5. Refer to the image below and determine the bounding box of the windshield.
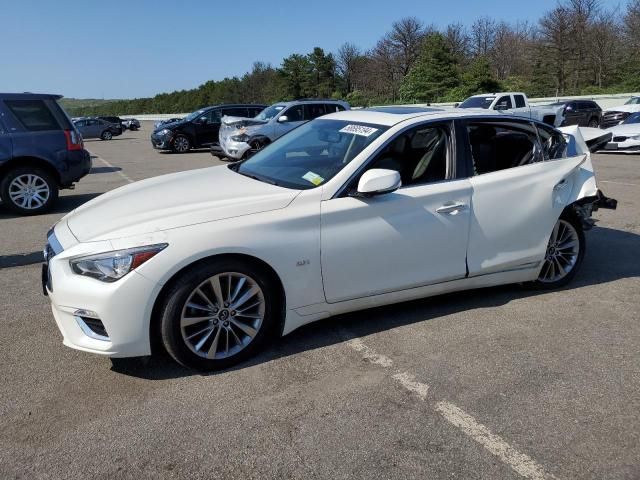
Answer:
[624,97,640,105]
[458,96,495,109]
[232,119,388,190]
[255,105,285,121]
[622,112,640,124]
[183,109,207,122]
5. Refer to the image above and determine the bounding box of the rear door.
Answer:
[0,114,12,166]
[462,119,586,276]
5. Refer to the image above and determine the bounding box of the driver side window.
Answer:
[283,105,304,122]
[205,109,222,124]
[365,123,450,187]
[495,96,513,110]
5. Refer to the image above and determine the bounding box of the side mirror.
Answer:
[197,116,208,124]
[356,169,402,197]
[277,115,288,123]
[565,105,573,112]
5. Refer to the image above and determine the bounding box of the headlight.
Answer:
[231,134,249,142]
[157,129,172,136]
[70,244,168,282]
[630,134,640,140]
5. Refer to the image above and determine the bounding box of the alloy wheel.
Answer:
[538,219,580,283]
[174,136,189,152]
[180,272,265,359]
[8,174,51,210]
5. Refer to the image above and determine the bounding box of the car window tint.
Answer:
[284,105,304,122]
[224,107,249,117]
[514,95,526,108]
[5,100,60,131]
[205,109,222,123]
[467,122,543,174]
[495,96,513,110]
[367,124,449,186]
[304,104,327,120]
[536,125,568,160]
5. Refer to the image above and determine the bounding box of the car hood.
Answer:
[65,165,300,242]
[605,124,640,135]
[153,120,185,132]
[605,105,640,114]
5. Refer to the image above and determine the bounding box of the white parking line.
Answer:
[436,402,557,480]
[345,337,557,480]
[600,180,639,187]
[93,154,135,184]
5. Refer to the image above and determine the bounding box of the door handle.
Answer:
[436,202,467,215]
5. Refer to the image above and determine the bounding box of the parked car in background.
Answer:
[74,117,122,140]
[151,104,267,153]
[123,118,140,131]
[601,96,640,128]
[602,112,640,152]
[0,93,91,215]
[219,99,349,160]
[546,100,601,127]
[43,107,615,370]
[154,118,183,129]
[457,92,565,126]
[98,116,126,129]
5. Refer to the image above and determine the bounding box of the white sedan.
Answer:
[603,112,640,153]
[43,108,616,370]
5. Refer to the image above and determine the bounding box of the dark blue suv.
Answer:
[0,93,91,215]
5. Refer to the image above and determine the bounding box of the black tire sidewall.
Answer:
[0,167,58,215]
[159,259,278,371]
[101,130,112,140]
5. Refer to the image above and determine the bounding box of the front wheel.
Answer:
[588,118,599,128]
[533,213,585,289]
[159,259,279,370]
[172,135,190,153]
[101,130,113,140]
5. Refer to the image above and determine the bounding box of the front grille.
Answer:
[601,111,630,128]
[612,136,628,142]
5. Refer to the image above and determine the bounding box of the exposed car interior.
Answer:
[467,123,542,174]
[369,126,449,185]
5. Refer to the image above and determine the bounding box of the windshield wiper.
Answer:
[235,169,278,186]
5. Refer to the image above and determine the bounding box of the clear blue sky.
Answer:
[1,0,624,99]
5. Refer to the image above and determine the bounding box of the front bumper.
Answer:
[43,230,160,358]
[150,132,172,150]
[219,137,251,160]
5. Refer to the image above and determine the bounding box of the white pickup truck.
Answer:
[457,92,565,127]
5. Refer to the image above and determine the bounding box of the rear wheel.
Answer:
[172,135,190,153]
[159,259,279,370]
[101,130,113,140]
[0,167,58,215]
[533,213,585,289]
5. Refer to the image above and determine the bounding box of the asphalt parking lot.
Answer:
[0,122,638,479]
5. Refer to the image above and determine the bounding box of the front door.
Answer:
[273,105,305,140]
[321,121,472,303]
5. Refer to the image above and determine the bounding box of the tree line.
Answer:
[70,0,640,117]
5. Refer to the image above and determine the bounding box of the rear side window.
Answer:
[514,95,526,108]
[5,100,61,131]
[304,104,327,120]
[536,125,567,160]
[467,121,543,174]
[326,103,345,113]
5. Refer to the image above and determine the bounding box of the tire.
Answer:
[159,259,280,370]
[531,212,585,290]
[101,130,113,140]
[0,167,58,215]
[243,139,268,160]
[172,135,190,153]
[588,118,599,128]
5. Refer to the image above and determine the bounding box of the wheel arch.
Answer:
[149,252,287,354]
[0,156,62,186]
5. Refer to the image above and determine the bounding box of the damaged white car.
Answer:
[43,107,616,371]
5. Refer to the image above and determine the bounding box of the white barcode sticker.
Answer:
[339,124,379,137]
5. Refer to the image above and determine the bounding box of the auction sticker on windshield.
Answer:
[302,171,325,186]
[339,124,379,137]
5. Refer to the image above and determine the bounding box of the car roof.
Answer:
[322,107,504,127]
[0,92,63,100]
[279,99,350,106]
